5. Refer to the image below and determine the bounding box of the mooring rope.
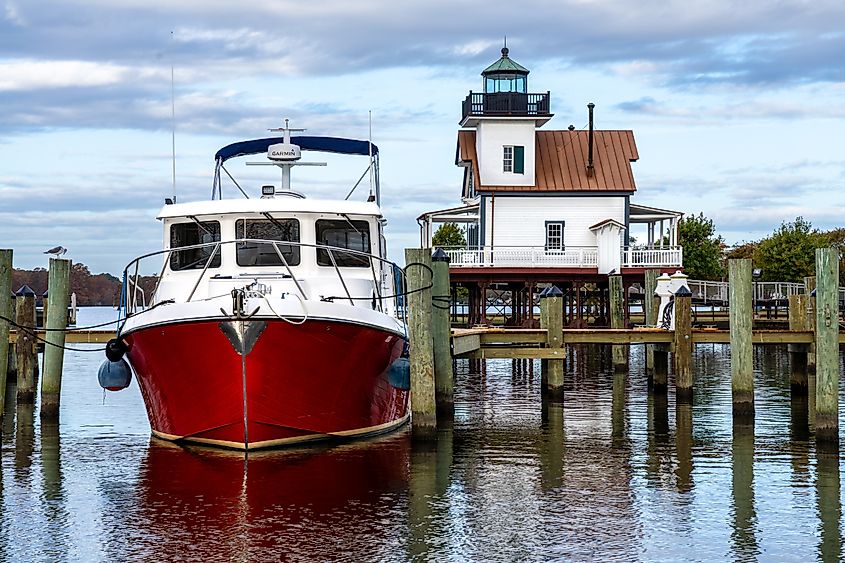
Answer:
[0,299,176,352]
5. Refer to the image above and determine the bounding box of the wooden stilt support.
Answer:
[430,249,453,415]
[673,289,693,402]
[787,294,809,395]
[15,286,37,404]
[41,258,71,420]
[804,275,817,373]
[0,250,12,417]
[644,269,660,376]
[609,274,627,372]
[729,259,754,419]
[814,248,839,445]
[405,248,436,441]
[542,285,565,401]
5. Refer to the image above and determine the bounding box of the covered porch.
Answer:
[417,202,684,269]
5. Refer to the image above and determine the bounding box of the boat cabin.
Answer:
[151,197,388,307]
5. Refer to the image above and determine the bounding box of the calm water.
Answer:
[1,307,844,561]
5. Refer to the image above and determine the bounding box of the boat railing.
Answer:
[119,239,409,322]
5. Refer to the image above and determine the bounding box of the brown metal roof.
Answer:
[456,129,639,192]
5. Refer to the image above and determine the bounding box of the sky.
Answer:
[2,0,844,274]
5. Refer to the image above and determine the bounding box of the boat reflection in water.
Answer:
[128,431,411,560]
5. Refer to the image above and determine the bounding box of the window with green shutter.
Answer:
[514,145,524,174]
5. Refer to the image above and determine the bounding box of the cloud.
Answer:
[0,60,164,91]
[2,1,844,84]
[616,95,845,122]
[3,1,24,26]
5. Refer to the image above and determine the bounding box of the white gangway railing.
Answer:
[687,280,843,305]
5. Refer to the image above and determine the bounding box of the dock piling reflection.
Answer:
[730,421,758,561]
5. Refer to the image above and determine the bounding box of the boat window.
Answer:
[316,219,371,267]
[169,221,222,271]
[235,219,301,266]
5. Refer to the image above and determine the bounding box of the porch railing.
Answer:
[442,246,683,269]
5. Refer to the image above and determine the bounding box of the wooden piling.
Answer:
[539,288,549,388]
[814,248,839,444]
[609,274,627,372]
[644,269,660,375]
[652,345,669,393]
[41,258,71,419]
[41,290,49,328]
[729,259,754,419]
[804,275,816,373]
[405,248,436,440]
[430,249,453,415]
[542,286,565,401]
[787,294,809,394]
[673,290,693,401]
[0,250,12,416]
[15,286,37,403]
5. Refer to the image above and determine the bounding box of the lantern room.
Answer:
[482,47,529,93]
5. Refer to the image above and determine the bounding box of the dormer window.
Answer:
[503,145,524,174]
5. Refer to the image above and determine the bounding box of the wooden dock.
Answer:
[8,329,115,344]
[407,251,845,449]
[450,326,839,359]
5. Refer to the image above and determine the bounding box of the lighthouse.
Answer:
[460,47,552,189]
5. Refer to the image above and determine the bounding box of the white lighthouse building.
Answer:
[420,47,683,275]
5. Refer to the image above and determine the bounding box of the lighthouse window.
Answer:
[503,145,524,174]
[316,219,371,267]
[169,220,222,271]
[235,218,301,266]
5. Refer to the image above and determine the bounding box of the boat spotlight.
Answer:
[261,185,275,198]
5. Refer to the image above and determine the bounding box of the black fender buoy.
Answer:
[105,338,128,362]
[98,358,133,391]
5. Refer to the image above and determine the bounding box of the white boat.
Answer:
[103,122,411,450]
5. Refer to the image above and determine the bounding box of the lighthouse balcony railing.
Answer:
[462,92,551,120]
[441,245,683,269]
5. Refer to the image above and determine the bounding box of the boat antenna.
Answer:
[368,110,374,201]
[170,30,177,203]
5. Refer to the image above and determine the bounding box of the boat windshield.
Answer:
[170,220,222,271]
[316,219,371,267]
[236,218,300,266]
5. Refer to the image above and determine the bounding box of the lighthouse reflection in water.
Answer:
[0,308,843,561]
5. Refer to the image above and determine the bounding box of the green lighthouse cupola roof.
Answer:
[481,47,529,93]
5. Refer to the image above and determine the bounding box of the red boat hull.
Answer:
[123,318,409,449]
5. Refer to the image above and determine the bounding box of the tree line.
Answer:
[680,214,845,284]
[11,263,159,307]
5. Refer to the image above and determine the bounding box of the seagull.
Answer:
[44,246,67,257]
